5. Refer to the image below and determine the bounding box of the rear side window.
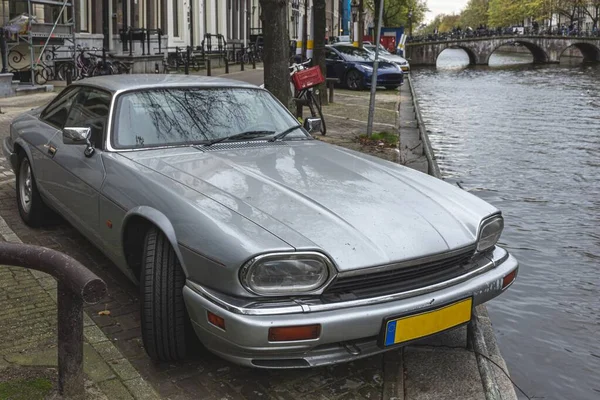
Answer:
[40,87,81,128]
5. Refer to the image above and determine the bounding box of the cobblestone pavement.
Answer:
[0,93,387,399]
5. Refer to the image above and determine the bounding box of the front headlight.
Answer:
[477,215,504,252]
[240,252,333,296]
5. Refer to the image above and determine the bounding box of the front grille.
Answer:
[322,246,477,302]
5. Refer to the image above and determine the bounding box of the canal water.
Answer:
[411,49,600,400]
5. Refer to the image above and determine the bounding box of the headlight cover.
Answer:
[240,252,334,296]
[477,215,504,252]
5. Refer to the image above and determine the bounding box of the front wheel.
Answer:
[346,69,364,90]
[140,228,194,361]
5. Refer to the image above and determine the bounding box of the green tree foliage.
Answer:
[460,0,489,28]
[487,0,547,27]
[369,0,429,29]
[420,13,462,33]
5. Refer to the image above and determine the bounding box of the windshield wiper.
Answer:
[268,125,302,142]
[205,130,275,146]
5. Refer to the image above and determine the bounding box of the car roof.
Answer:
[75,74,258,93]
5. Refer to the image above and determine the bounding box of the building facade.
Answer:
[1,0,341,75]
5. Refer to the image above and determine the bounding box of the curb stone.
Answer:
[0,215,160,400]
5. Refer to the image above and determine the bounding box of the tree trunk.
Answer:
[313,0,327,105]
[260,0,292,109]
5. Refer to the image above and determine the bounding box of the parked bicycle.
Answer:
[290,59,326,135]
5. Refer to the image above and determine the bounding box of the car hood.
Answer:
[122,141,497,271]
[354,61,399,71]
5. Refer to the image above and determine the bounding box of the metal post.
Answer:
[129,29,133,56]
[57,282,84,399]
[302,0,308,59]
[225,56,229,73]
[66,68,72,85]
[0,28,7,73]
[241,48,245,71]
[102,48,107,74]
[184,46,190,75]
[147,29,151,55]
[207,58,211,76]
[366,0,384,137]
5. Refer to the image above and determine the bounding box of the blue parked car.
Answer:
[326,44,404,90]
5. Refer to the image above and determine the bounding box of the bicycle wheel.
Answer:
[34,67,50,85]
[305,90,326,135]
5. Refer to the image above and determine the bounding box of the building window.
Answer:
[80,0,91,32]
[173,0,180,37]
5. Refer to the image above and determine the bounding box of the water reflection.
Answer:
[413,50,600,400]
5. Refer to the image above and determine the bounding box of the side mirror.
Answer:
[303,117,322,134]
[63,127,95,157]
[63,127,91,145]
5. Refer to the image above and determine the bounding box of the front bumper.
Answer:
[364,73,404,88]
[183,246,518,368]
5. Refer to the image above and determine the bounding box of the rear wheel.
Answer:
[140,228,193,361]
[346,69,364,90]
[16,153,49,227]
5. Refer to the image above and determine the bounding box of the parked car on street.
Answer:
[326,44,404,90]
[363,43,411,72]
[4,75,518,367]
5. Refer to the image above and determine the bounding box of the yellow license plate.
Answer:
[383,298,472,347]
[401,67,410,71]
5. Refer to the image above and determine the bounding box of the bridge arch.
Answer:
[487,40,549,64]
[435,45,479,66]
[560,42,600,62]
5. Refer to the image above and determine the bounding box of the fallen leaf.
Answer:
[98,310,111,316]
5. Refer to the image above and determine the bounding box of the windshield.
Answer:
[364,45,391,55]
[334,46,375,62]
[113,88,303,148]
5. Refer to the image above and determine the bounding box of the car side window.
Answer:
[40,87,81,129]
[64,88,112,149]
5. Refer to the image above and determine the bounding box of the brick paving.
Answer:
[0,92,387,399]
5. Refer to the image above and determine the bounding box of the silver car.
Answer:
[364,43,411,72]
[3,75,517,368]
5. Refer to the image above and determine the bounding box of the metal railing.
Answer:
[119,27,164,56]
[0,242,107,398]
[408,28,600,44]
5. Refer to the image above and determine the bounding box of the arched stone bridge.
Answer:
[406,36,600,65]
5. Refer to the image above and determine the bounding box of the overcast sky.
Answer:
[425,0,469,22]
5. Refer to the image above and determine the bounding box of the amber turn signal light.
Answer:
[268,324,321,342]
[207,311,226,330]
[502,270,517,289]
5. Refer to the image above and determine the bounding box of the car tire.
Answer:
[16,153,49,227]
[346,69,364,90]
[140,227,191,362]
